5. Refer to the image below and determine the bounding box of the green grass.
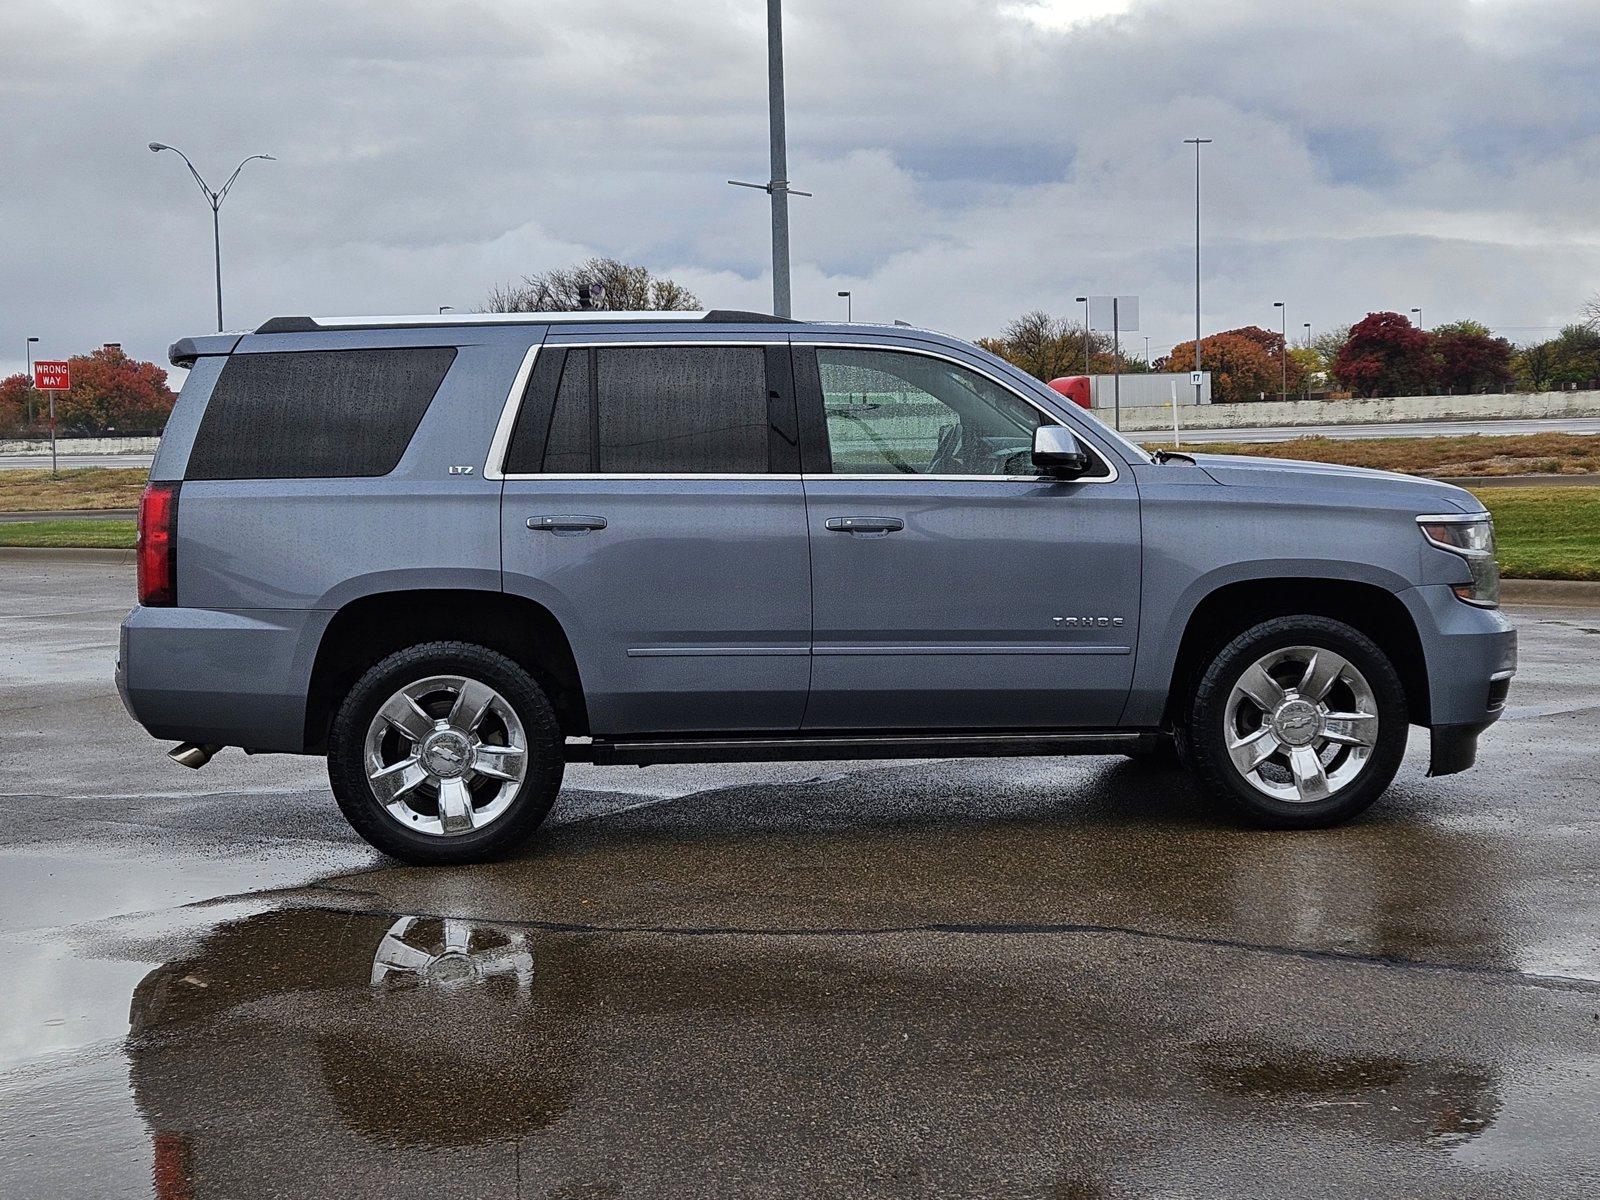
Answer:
[0,489,1594,582]
[1472,486,1600,582]
[0,519,136,549]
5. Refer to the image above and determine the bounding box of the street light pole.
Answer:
[837,290,852,322]
[728,0,810,318]
[25,336,39,426]
[1076,295,1089,374]
[1303,322,1312,399]
[149,143,275,332]
[1273,301,1287,402]
[1183,138,1212,408]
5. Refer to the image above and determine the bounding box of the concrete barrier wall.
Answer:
[0,435,161,456]
[5,388,1600,455]
[1114,389,1600,433]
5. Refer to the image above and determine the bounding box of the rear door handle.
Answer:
[527,515,608,535]
[824,516,904,537]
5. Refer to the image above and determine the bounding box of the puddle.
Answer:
[1198,1046,1499,1148]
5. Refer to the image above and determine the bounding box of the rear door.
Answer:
[796,342,1142,731]
[497,338,810,735]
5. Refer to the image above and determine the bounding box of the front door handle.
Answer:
[825,516,905,537]
[527,514,608,535]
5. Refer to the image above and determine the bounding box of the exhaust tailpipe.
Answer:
[169,742,222,769]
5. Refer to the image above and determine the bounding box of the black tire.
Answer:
[328,641,564,865]
[1182,615,1408,829]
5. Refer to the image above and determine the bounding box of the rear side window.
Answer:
[503,345,777,475]
[185,347,456,480]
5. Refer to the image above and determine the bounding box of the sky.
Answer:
[3,0,1599,379]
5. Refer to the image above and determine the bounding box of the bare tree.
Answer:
[484,258,701,313]
[978,310,1116,381]
[1580,292,1600,330]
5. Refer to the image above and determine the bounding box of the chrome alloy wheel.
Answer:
[1222,646,1380,804]
[362,675,528,837]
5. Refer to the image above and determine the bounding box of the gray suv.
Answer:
[118,310,1516,864]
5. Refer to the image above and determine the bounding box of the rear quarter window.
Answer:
[184,347,456,480]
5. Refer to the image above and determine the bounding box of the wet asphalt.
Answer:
[2,554,1599,1198]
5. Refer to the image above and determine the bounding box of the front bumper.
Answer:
[1398,584,1517,777]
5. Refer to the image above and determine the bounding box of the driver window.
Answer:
[816,348,1045,476]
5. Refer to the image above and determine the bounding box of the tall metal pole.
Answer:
[728,3,808,317]
[1303,322,1312,399]
[212,204,224,332]
[766,0,792,318]
[1273,301,1286,402]
[25,337,38,426]
[1112,298,1122,431]
[1076,296,1089,374]
[1184,138,1211,407]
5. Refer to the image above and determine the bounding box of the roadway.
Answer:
[4,552,1600,1197]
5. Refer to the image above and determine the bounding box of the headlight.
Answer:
[1418,514,1499,608]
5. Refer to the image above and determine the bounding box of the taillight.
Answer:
[137,481,181,606]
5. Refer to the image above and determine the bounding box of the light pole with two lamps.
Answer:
[149,142,276,332]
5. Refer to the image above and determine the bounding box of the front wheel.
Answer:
[328,641,565,864]
[1183,616,1408,829]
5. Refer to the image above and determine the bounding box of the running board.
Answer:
[569,730,1146,767]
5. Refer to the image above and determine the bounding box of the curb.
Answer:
[1500,578,1600,606]
[0,547,135,565]
[1445,474,1600,489]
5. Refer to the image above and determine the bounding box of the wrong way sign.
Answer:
[33,361,70,391]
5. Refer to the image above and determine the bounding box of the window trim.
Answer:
[486,339,793,481]
[486,338,1120,484]
[797,342,1120,485]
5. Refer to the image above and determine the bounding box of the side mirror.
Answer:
[1032,425,1090,479]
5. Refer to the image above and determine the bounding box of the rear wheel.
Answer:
[328,641,564,864]
[1184,616,1407,828]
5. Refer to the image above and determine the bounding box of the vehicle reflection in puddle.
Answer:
[113,899,1554,1198]
[369,915,534,994]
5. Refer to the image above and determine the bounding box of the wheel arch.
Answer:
[303,589,587,753]
[1162,578,1430,729]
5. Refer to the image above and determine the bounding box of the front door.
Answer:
[499,340,810,736]
[796,344,1142,731]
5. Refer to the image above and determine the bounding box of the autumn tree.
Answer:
[1331,311,1434,397]
[50,346,179,434]
[1430,321,1514,393]
[0,373,30,437]
[485,257,701,312]
[1160,332,1278,403]
[977,310,1118,381]
[1215,325,1307,398]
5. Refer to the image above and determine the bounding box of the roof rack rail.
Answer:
[254,309,796,335]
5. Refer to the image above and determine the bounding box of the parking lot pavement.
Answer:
[3,556,1599,1198]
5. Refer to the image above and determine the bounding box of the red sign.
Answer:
[33,361,70,391]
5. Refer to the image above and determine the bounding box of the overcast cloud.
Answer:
[3,0,1599,375]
